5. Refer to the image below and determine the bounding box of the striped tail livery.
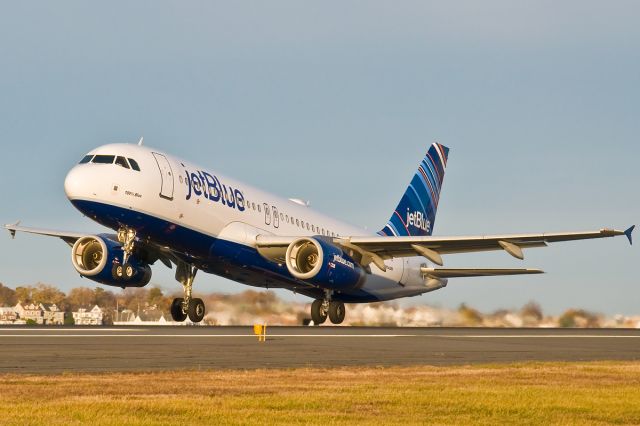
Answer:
[379,142,449,237]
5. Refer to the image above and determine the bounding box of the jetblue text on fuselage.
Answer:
[185,169,245,212]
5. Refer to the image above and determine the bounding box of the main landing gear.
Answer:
[112,227,138,280]
[310,292,346,325]
[170,261,206,323]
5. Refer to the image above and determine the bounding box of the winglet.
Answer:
[5,221,21,239]
[624,225,635,245]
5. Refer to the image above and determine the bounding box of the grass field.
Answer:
[1,362,639,425]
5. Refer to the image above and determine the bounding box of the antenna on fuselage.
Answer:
[137,137,144,146]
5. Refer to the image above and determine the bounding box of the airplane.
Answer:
[4,141,634,324]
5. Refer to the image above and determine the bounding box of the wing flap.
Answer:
[421,267,544,278]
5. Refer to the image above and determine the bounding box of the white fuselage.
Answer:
[64,143,429,302]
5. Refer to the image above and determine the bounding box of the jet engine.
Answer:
[71,235,151,287]
[285,237,365,290]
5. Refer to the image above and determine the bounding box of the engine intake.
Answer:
[285,237,364,290]
[72,236,109,277]
[71,235,151,287]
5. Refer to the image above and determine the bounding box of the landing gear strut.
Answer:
[170,261,205,323]
[311,292,346,325]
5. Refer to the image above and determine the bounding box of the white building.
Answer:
[0,307,18,324]
[14,302,45,324]
[72,305,103,325]
[42,303,65,325]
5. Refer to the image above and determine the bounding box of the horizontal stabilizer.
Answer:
[420,267,544,279]
[624,225,635,245]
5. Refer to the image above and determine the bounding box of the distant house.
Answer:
[14,302,45,324]
[72,305,103,325]
[0,307,18,324]
[42,303,65,325]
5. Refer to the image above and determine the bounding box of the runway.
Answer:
[1,326,639,373]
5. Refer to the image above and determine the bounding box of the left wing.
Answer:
[4,223,93,246]
[256,226,634,271]
[4,223,175,268]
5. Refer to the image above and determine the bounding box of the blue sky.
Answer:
[0,1,637,315]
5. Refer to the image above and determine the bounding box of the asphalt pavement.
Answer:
[1,326,639,373]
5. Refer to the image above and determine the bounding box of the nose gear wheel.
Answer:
[170,261,206,323]
[310,291,346,325]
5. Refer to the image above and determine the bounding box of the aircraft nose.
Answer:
[64,166,86,200]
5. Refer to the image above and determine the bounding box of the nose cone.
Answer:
[64,165,88,200]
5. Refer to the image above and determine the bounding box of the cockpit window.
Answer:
[79,155,93,164]
[128,158,141,171]
[115,156,130,169]
[92,155,115,164]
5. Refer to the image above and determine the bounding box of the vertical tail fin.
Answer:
[379,143,449,237]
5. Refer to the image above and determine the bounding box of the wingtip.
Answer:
[5,221,20,239]
[624,225,635,245]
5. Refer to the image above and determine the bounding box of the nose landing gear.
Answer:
[170,261,205,323]
[310,292,346,325]
[112,226,206,323]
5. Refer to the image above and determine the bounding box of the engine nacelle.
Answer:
[71,235,151,287]
[285,237,365,290]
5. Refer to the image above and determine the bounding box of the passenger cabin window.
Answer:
[115,156,130,169]
[79,155,93,164]
[128,158,141,171]
[92,155,115,164]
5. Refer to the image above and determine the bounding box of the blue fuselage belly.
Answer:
[71,199,381,302]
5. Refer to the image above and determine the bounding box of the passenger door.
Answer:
[152,153,174,200]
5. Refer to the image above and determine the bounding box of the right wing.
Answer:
[256,226,634,271]
[344,227,633,261]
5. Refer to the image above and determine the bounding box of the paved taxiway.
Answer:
[1,326,639,373]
